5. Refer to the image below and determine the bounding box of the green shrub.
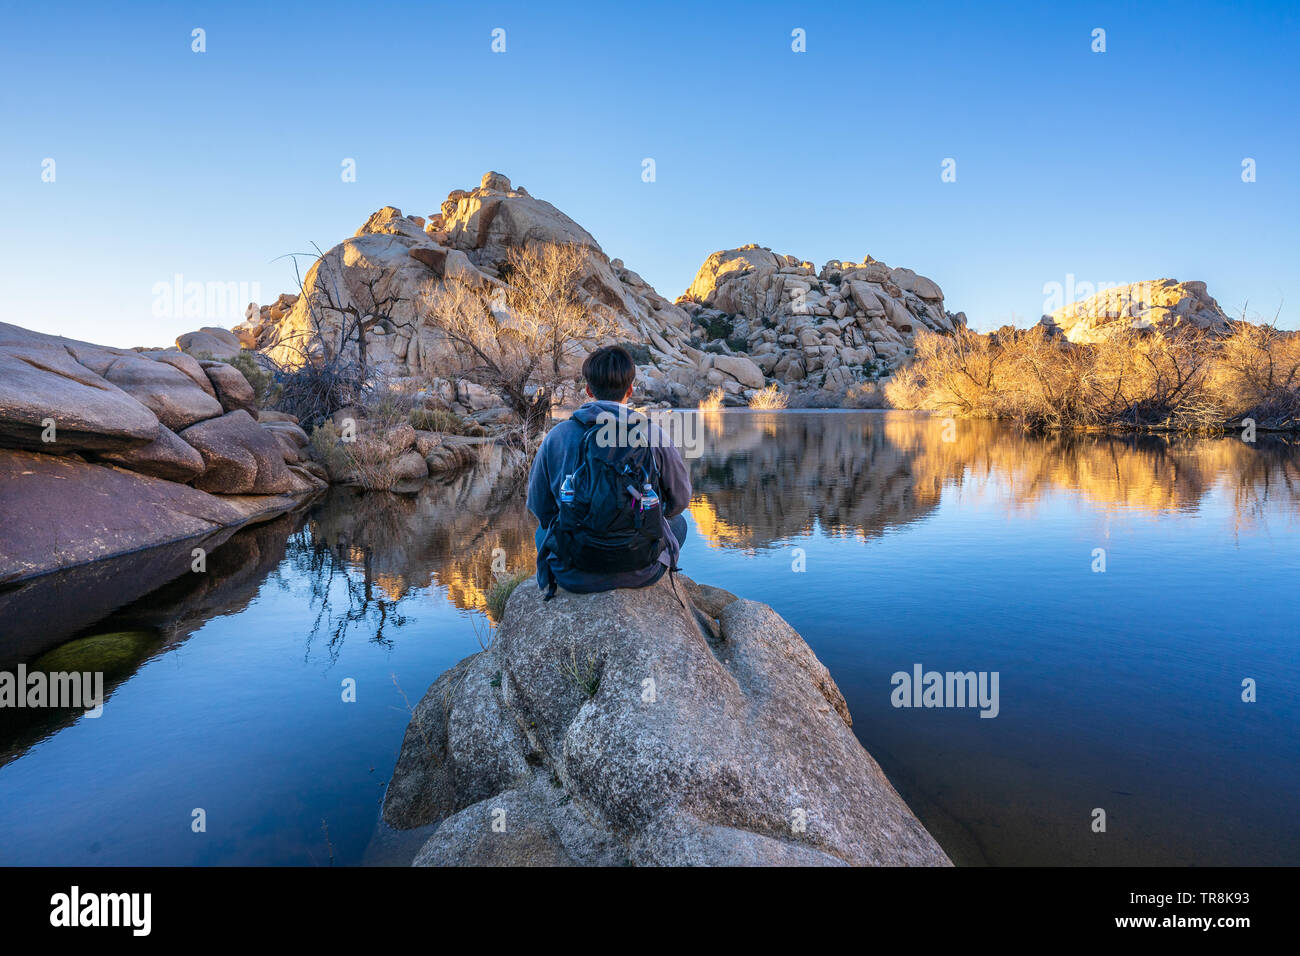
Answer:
[696,313,735,342]
[409,407,468,434]
[308,420,352,480]
[230,351,277,406]
[486,570,531,623]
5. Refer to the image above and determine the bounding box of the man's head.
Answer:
[582,345,636,402]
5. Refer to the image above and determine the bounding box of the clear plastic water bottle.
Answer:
[560,474,575,504]
[640,481,659,512]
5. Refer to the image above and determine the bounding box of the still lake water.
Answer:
[1,411,1298,865]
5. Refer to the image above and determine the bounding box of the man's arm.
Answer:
[657,443,692,518]
[526,439,557,530]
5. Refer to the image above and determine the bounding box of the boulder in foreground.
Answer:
[383,575,950,866]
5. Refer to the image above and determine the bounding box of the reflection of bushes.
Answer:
[887,324,1300,431]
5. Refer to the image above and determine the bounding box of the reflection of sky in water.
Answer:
[1,411,1297,865]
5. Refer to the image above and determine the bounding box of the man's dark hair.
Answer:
[582,345,637,401]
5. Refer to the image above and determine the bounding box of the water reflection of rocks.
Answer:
[286,444,537,660]
[688,412,1300,549]
[5,411,1296,732]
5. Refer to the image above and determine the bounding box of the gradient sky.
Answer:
[2,0,1297,347]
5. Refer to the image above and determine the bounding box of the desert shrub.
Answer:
[621,342,652,365]
[889,323,1300,432]
[274,359,366,430]
[696,313,735,342]
[229,351,277,407]
[409,407,468,433]
[1208,324,1300,427]
[698,387,726,411]
[748,383,789,410]
[305,388,416,489]
[308,420,352,479]
[842,381,885,408]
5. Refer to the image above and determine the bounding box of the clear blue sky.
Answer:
[2,0,1297,347]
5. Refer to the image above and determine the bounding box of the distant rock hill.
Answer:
[1039,279,1231,345]
[673,245,965,400]
[239,173,964,407]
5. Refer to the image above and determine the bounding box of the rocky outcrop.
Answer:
[0,321,323,582]
[249,173,700,411]
[383,575,950,867]
[666,245,965,402]
[246,173,952,411]
[1041,279,1231,345]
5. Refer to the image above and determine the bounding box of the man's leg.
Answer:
[669,512,688,554]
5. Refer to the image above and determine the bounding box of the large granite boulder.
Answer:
[176,327,241,360]
[0,449,296,583]
[179,410,296,494]
[383,575,950,867]
[101,352,225,430]
[200,360,257,414]
[0,323,161,452]
[99,424,206,482]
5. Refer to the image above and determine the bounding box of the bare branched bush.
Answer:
[1210,322,1300,427]
[889,323,1300,433]
[275,359,367,429]
[698,387,726,411]
[421,242,620,434]
[748,383,789,409]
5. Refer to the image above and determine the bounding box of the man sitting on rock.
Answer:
[527,345,691,598]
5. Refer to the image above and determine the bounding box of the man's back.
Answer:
[527,399,691,594]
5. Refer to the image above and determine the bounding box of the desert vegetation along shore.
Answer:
[887,322,1300,433]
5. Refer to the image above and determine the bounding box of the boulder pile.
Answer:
[239,173,965,410]
[659,245,966,403]
[240,172,701,413]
